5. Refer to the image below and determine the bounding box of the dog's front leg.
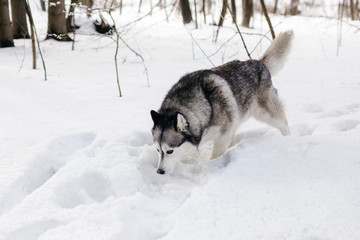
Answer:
[209,132,233,159]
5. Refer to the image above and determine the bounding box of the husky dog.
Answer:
[151,31,294,174]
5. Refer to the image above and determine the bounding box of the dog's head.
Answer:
[150,110,197,175]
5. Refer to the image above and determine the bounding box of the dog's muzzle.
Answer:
[157,168,165,175]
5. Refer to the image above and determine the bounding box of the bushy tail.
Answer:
[260,30,294,76]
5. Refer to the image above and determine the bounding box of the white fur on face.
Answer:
[155,141,197,174]
[154,141,162,169]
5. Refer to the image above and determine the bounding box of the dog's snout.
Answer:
[157,169,165,175]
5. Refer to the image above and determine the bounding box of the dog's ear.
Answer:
[176,113,188,132]
[150,110,161,125]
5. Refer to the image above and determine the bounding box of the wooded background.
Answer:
[0,0,359,48]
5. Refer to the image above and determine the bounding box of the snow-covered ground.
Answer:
[1,3,360,240]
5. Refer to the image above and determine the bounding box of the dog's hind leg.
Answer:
[228,132,242,149]
[253,87,291,136]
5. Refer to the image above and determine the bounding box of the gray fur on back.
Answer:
[155,31,293,147]
[158,59,271,145]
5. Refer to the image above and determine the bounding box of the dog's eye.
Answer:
[156,149,160,152]
[166,150,174,154]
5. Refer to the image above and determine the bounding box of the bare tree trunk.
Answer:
[30,20,36,68]
[85,0,93,17]
[40,0,46,11]
[202,0,206,24]
[241,0,253,28]
[12,0,30,39]
[179,0,192,23]
[164,0,169,21]
[218,0,227,27]
[350,0,360,20]
[206,0,211,13]
[350,0,355,19]
[138,0,142,12]
[47,0,72,41]
[46,0,71,41]
[23,0,36,68]
[337,0,345,56]
[25,0,48,79]
[273,0,278,13]
[194,0,198,28]
[289,0,299,15]
[0,0,14,47]
[215,0,227,42]
[67,0,77,32]
[230,0,236,24]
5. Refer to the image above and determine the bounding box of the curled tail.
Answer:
[260,30,294,76]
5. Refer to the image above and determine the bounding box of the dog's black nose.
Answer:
[157,169,165,175]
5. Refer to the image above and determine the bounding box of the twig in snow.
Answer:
[109,0,150,90]
[118,36,150,87]
[25,0,47,80]
[109,0,122,97]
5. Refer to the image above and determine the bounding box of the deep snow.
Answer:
[1,2,360,240]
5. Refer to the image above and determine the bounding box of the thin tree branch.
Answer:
[194,0,198,29]
[259,0,275,39]
[71,4,76,51]
[209,33,237,58]
[108,0,122,96]
[118,36,150,87]
[226,4,252,60]
[249,30,271,55]
[30,18,36,69]
[114,33,122,97]
[184,25,215,67]
[109,0,150,90]
[215,0,227,42]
